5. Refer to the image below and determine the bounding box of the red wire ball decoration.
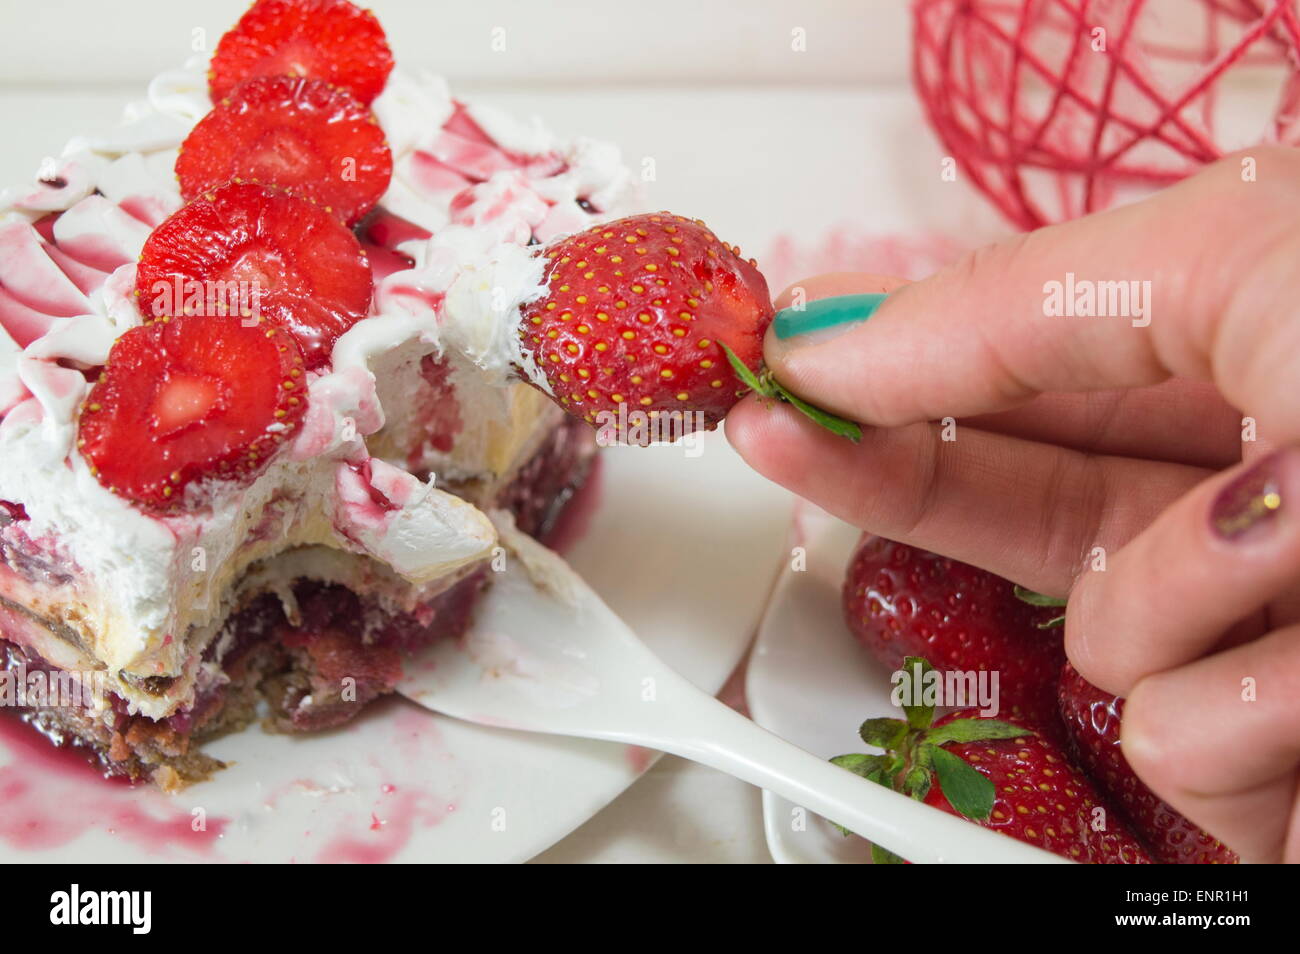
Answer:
[912,0,1300,229]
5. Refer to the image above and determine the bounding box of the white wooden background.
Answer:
[0,0,912,86]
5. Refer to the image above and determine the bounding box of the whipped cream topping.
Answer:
[0,54,635,710]
[375,217,552,394]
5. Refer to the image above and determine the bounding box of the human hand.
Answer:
[728,147,1300,863]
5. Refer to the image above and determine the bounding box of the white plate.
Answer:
[748,507,1070,865]
[745,506,885,864]
[0,429,791,863]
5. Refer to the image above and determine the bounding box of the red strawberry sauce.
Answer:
[0,713,228,857]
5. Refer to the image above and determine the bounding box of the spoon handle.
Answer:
[626,677,1065,864]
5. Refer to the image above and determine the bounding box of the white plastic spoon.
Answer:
[397,526,1066,864]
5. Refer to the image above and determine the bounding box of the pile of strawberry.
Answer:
[836,536,1238,864]
[80,0,394,509]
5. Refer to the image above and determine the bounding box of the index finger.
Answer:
[767,147,1300,445]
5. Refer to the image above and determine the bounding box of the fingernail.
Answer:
[1211,451,1285,540]
[774,292,887,341]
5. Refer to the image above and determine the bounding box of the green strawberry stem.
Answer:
[829,655,1034,863]
[720,343,862,442]
[1012,585,1067,629]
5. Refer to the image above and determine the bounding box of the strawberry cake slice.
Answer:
[0,0,637,788]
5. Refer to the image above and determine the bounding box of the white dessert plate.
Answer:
[746,507,881,864]
[745,506,1036,864]
[0,430,791,863]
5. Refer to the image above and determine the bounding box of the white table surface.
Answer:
[0,80,1005,864]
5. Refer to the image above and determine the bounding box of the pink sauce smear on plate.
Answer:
[0,712,228,857]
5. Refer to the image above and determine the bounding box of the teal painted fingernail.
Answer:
[773,293,888,340]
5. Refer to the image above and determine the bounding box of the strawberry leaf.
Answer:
[773,385,864,442]
[1012,585,1067,607]
[858,717,908,750]
[1012,585,1068,628]
[913,741,934,771]
[829,770,914,864]
[927,744,996,821]
[902,764,932,801]
[829,752,889,779]
[883,753,906,779]
[829,754,895,839]
[923,718,1033,747]
[899,655,936,730]
[721,342,765,393]
[720,343,862,442]
[871,843,906,865]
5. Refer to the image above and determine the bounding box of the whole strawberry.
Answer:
[833,659,1150,864]
[517,213,773,437]
[1058,662,1238,864]
[842,535,1065,727]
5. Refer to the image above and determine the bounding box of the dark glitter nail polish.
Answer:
[1211,452,1284,540]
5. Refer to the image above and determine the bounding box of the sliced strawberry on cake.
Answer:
[134,181,373,368]
[208,0,394,105]
[177,75,392,225]
[78,316,307,510]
